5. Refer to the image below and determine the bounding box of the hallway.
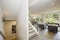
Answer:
[0,0,28,40]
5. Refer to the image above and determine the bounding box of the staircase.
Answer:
[29,22,38,39]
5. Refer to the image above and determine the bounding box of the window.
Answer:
[44,14,59,23]
[36,13,59,23]
[12,25,16,34]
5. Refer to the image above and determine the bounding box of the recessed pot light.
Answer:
[52,2,54,5]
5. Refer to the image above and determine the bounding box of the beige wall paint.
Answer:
[4,20,16,39]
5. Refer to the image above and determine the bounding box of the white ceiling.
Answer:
[1,0,22,20]
[0,0,60,20]
[29,0,60,15]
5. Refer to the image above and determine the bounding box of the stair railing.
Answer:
[0,31,5,39]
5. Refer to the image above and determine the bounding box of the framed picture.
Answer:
[12,25,16,34]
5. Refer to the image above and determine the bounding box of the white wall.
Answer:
[0,3,4,40]
[16,0,28,40]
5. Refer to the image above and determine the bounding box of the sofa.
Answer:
[48,24,58,33]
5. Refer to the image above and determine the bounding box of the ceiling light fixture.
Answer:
[52,2,54,5]
[54,7,56,9]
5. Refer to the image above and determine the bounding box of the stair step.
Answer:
[29,25,32,27]
[29,29,35,34]
[29,32,37,39]
[29,27,33,30]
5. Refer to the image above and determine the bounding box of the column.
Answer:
[16,0,28,40]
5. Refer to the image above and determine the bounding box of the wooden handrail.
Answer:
[0,31,5,39]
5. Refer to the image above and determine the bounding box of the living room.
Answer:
[29,0,60,40]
